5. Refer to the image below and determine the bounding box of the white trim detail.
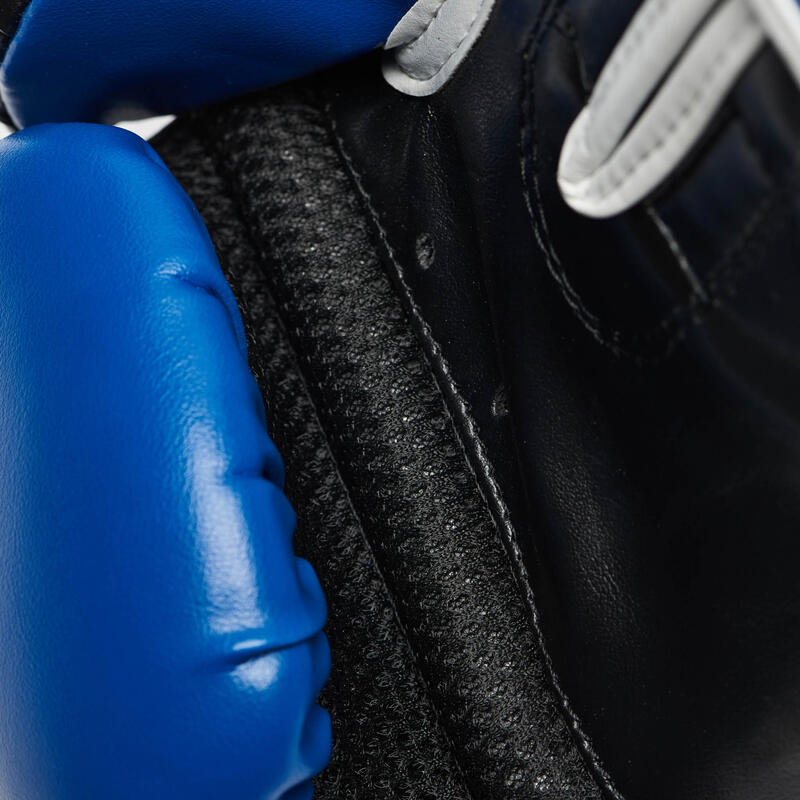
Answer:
[558,0,800,219]
[383,0,497,97]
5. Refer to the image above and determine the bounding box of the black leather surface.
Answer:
[323,0,800,798]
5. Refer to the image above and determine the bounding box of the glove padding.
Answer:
[0,123,330,799]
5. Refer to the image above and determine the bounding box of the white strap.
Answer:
[559,0,800,218]
[383,0,496,97]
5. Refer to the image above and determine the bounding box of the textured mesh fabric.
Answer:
[155,84,602,800]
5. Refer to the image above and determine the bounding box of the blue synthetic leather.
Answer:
[0,123,330,799]
[0,0,412,127]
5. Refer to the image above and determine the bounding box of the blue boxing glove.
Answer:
[0,0,412,126]
[0,3,415,797]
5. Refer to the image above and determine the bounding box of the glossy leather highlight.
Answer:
[0,123,330,799]
[0,0,412,127]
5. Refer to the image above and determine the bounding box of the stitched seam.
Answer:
[199,112,478,800]
[529,9,800,365]
[319,109,489,800]
[575,18,759,205]
[524,4,665,361]
[395,0,491,83]
[560,20,707,349]
[324,82,616,799]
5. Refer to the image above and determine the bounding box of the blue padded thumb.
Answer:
[0,0,412,127]
[0,123,330,799]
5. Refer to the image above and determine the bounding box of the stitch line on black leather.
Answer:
[324,92,609,800]
[157,117,474,799]
[523,1,702,363]
[560,13,709,305]
[646,207,710,301]
[518,6,637,800]
[704,156,799,301]
[524,2,627,353]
